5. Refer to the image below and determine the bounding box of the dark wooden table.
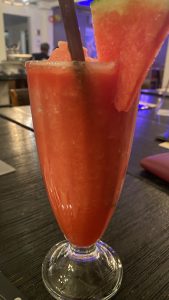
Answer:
[0,93,169,300]
[0,105,33,131]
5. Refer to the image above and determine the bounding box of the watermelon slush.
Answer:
[26,1,169,298]
[27,0,169,247]
[26,61,137,247]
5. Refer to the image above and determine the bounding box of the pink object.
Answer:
[140,152,169,183]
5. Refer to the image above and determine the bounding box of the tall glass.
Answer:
[26,61,137,299]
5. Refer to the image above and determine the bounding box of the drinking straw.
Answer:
[58,0,85,61]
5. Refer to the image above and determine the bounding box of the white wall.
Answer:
[162,39,169,89]
[0,1,54,60]
[0,6,6,60]
[39,7,53,53]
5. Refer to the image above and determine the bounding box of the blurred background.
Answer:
[0,0,168,106]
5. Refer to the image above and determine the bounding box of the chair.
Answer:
[10,88,30,106]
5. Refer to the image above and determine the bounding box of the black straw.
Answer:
[58,0,85,61]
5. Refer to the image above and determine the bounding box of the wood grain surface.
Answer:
[0,93,169,299]
[0,106,33,131]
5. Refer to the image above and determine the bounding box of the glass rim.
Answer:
[25,60,115,68]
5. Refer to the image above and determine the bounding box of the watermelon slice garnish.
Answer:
[91,0,169,111]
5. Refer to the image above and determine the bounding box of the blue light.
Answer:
[77,0,94,6]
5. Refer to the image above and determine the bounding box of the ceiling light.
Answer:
[3,0,30,6]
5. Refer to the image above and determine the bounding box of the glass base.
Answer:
[42,240,123,300]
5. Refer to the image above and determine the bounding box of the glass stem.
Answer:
[68,243,99,261]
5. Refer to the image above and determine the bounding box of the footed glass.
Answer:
[26,60,138,299]
[42,240,123,299]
